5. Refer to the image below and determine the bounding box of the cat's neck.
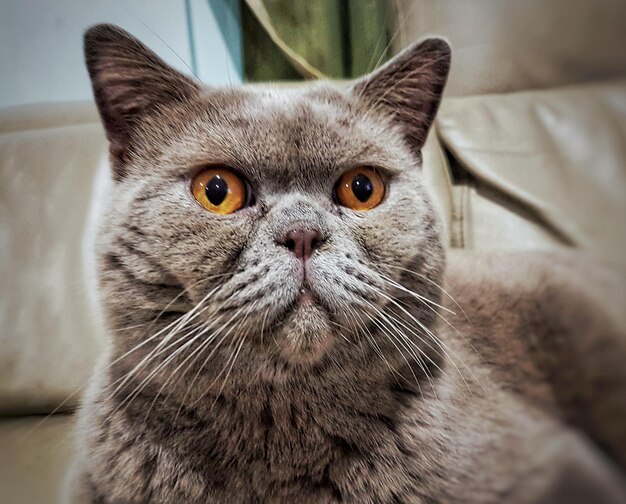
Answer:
[114,349,436,477]
[131,339,431,417]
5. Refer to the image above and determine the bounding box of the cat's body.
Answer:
[65,25,626,503]
[67,250,626,503]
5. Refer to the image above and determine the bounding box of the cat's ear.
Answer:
[352,38,451,156]
[84,24,201,168]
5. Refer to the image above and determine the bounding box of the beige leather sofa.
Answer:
[2,77,625,504]
[2,3,626,500]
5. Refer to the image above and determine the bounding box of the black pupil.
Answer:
[205,175,229,206]
[351,174,373,202]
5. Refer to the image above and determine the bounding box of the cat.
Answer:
[63,24,626,503]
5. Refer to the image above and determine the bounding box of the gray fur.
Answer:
[65,24,626,503]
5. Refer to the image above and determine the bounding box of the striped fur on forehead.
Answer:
[85,28,449,193]
[144,91,417,190]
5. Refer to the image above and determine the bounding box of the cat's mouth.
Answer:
[297,284,317,305]
[292,280,334,315]
[268,280,336,363]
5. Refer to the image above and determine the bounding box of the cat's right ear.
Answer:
[84,24,200,173]
[352,38,451,158]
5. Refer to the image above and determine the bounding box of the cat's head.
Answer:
[85,24,450,375]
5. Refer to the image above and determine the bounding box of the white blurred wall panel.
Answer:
[187,0,243,86]
[0,0,242,108]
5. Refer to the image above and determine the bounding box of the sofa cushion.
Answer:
[393,0,626,96]
[437,79,626,270]
[422,132,454,245]
[0,414,76,504]
[0,103,109,415]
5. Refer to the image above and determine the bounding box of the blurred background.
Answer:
[3,0,626,107]
[1,1,626,503]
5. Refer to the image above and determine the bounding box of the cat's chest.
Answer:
[153,392,419,502]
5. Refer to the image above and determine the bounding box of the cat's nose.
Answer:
[277,228,322,260]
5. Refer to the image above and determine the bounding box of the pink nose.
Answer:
[277,229,322,260]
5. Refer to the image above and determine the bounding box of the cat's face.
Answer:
[86,25,450,371]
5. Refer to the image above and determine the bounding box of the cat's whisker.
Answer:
[259,306,270,348]
[112,321,206,405]
[337,331,351,343]
[378,273,455,314]
[180,309,254,413]
[355,298,426,378]
[209,331,247,410]
[156,294,247,389]
[330,313,366,358]
[375,307,442,399]
[104,321,204,400]
[383,264,487,371]
[105,290,230,413]
[363,260,484,386]
[175,306,249,394]
[118,4,200,80]
[354,307,398,371]
[147,320,205,356]
[365,0,418,74]
[352,305,409,386]
[349,310,388,365]
[385,264,473,326]
[389,298,471,391]
[377,273,472,350]
[338,307,360,341]
[16,277,227,441]
[361,305,426,397]
[364,282,476,394]
[129,273,233,337]
[384,311,449,397]
[152,301,248,413]
[353,280,448,374]
[100,276,226,388]
[380,305,446,371]
[108,288,217,398]
[110,320,195,397]
[360,298,441,397]
[112,321,215,413]
[110,322,153,332]
[142,313,232,420]
[177,306,250,412]
[387,281,483,372]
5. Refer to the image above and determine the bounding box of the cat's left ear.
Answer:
[84,24,201,171]
[352,38,451,156]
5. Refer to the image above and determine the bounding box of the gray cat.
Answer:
[64,24,626,503]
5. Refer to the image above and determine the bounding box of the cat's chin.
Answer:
[274,303,335,364]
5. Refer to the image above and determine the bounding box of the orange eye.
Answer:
[335,167,385,211]
[192,167,247,215]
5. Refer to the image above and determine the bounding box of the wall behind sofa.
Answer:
[0,0,243,108]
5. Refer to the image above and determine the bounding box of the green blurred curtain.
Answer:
[241,0,396,81]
